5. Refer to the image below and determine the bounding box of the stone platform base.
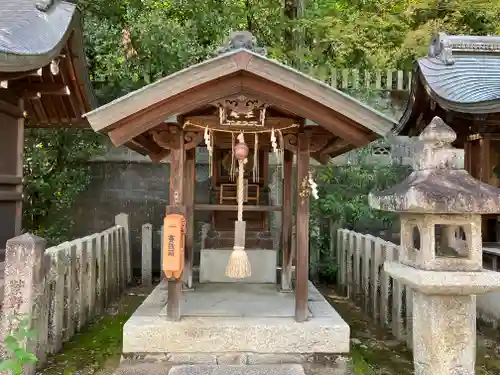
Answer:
[122,281,350,364]
[115,363,350,375]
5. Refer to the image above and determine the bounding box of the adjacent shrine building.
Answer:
[0,0,96,250]
[395,33,500,242]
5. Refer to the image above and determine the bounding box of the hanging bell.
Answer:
[234,135,249,161]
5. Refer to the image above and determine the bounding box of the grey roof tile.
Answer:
[0,0,77,71]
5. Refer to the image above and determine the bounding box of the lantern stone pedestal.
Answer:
[370,116,500,375]
[385,262,500,374]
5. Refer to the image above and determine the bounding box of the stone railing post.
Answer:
[141,223,153,287]
[369,116,500,375]
[0,233,48,375]
[115,213,131,284]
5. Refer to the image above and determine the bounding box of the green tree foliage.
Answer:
[309,145,411,282]
[80,0,286,104]
[23,129,104,245]
[296,0,500,71]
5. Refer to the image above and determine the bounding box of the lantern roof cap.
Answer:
[369,116,500,214]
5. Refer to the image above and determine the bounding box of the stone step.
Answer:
[170,365,306,375]
[115,364,307,375]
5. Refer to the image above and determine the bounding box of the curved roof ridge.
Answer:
[0,0,78,72]
[429,32,500,65]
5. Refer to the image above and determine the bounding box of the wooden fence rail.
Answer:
[336,227,500,350]
[308,68,412,92]
[0,213,131,373]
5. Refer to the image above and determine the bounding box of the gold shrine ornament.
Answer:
[217,95,268,127]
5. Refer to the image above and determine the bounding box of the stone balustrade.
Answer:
[0,213,131,374]
[335,228,500,347]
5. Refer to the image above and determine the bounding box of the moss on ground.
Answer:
[320,285,500,375]
[41,285,155,375]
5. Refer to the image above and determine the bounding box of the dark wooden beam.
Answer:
[62,50,87,114]
[23,118,88,128]
[295,132,310,322]
[183,148,195,289]
[262,150,270,230]
[9,82,70,96]
[0,192,22,201]
[0,96,24,249]
[0,69,42,81]
[480,137,491,184]
[135,134,163,154]
[184,115,298,130]
[123,140,149,156]
[0,175,22,185]
[0,99,24,118]
[166,129,185,321]
[149,149,170,163]
[464,141,472,174]
[320,138,349,159]
[194,204,282,212]
[281,149,293,292]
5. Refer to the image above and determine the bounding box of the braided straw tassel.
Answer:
[225,158,251,278]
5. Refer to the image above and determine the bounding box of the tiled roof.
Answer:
[0,0,78,72]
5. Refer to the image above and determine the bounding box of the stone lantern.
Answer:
[369,116,500,375]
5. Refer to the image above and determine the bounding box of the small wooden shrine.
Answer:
[396,32,500,242]
[85,31,396,322]
[0,0,95,250]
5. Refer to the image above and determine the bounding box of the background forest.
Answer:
[23,0,500,250]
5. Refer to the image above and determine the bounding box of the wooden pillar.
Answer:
[262,150,270,230]
[280,149,293,292]
[480,136,491,184]
[479,137,492,240]
[183,148,195,289]
[262,149,269,186]
[295,132,310,322]
[0,92,24,251]
[166,129,185,321]
[464,141,472,175]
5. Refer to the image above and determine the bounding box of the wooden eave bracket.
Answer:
[8,83,71,97]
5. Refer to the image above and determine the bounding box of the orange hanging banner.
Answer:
[162,213,186,280]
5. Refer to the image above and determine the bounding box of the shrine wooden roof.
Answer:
[84,36,397,163]
[0,0,96,127]
[396,33,500,137]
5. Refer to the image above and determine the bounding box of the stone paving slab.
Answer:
[169,364,306,375]
[173,283,309,318]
